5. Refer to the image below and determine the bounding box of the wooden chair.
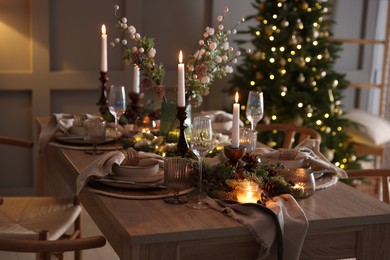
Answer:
[256,123,322,149]
[0,136,106,260]
[346,169,390,204]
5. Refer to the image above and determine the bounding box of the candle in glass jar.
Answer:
[231,92,240,148]
[177,50,185,107]
[101,24,108,72]
[132,64,140,93]
[236,181,260,203]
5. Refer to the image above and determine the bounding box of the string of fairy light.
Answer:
[240,0,355,168]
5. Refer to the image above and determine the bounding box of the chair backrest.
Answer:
[0,234,106,260]
[0,136,33,148]
[0,136,107,259]
[347,169,390,204]
[256,123,322,149]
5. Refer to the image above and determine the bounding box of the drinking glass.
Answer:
[240,128,258,153]
[84,118,106,155]
[246,91,264,130]
[164,157,191,204]
[108,85,126,150]
[187,116,213,210]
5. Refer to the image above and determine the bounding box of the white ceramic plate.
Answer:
[96,178,166,190]
[55,135,115,145]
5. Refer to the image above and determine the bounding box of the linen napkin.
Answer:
[76,148,165,194]
[76,151,126,194]
[204,194,308,260]
[38,113,73,153]
[122,147,164,167]
[252,139,347,179]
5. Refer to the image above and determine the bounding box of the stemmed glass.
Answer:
[246,91,264,130]
[187,116,213,210]
[164,157,191,204]
[108,85,126,150]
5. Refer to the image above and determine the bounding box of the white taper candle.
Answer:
[178,50,185,107]
[101,25,107,72]
[232,92,240,148]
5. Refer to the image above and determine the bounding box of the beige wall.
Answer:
[0,0,386,195]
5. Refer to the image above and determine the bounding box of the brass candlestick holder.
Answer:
[176,106,189,157]
[97,71,109,115]
[224,145,247,169]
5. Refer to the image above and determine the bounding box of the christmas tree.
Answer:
[228,0,359,169]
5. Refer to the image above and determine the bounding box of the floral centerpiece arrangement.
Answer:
[111,5,245,108]
[111,5,165,99]
[184,7,245,107]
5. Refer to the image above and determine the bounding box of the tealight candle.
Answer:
[291,168,315,198]
[231,92,240,148]
[236,181,260,203]
[101,24,108,72]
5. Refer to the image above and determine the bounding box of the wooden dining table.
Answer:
[37,143,390,260]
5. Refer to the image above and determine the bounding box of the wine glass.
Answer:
[164,157,191,204]
[84,118,106,155]
[108,85,126,150]
[246,91,264,130]
[187,116,213,210]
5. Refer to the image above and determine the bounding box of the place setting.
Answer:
[76,147,195,200]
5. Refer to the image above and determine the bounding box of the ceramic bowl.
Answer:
[112,159,160,178]
[69,126,86,136]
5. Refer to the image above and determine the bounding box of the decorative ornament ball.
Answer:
[256,72,264,80]
[323,148,334,162]
[280,19,289,28]
[298,73,305,83]
[254,51,261,60]
[289,115,304,126]
[280,58,286,66]
[313,30,319,39]
[265,26,273,36]
[301,2,309,10]
[297,57,306,68]
[281,86,288,92]
[289,37,297,45]
[258,2,265,11]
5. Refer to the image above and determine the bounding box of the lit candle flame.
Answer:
[101,24,106,35]
[179,50,183,63]
[235,92,239,103]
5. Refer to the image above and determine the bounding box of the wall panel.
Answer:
[0,0,31,71]
[0,90,33,195]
